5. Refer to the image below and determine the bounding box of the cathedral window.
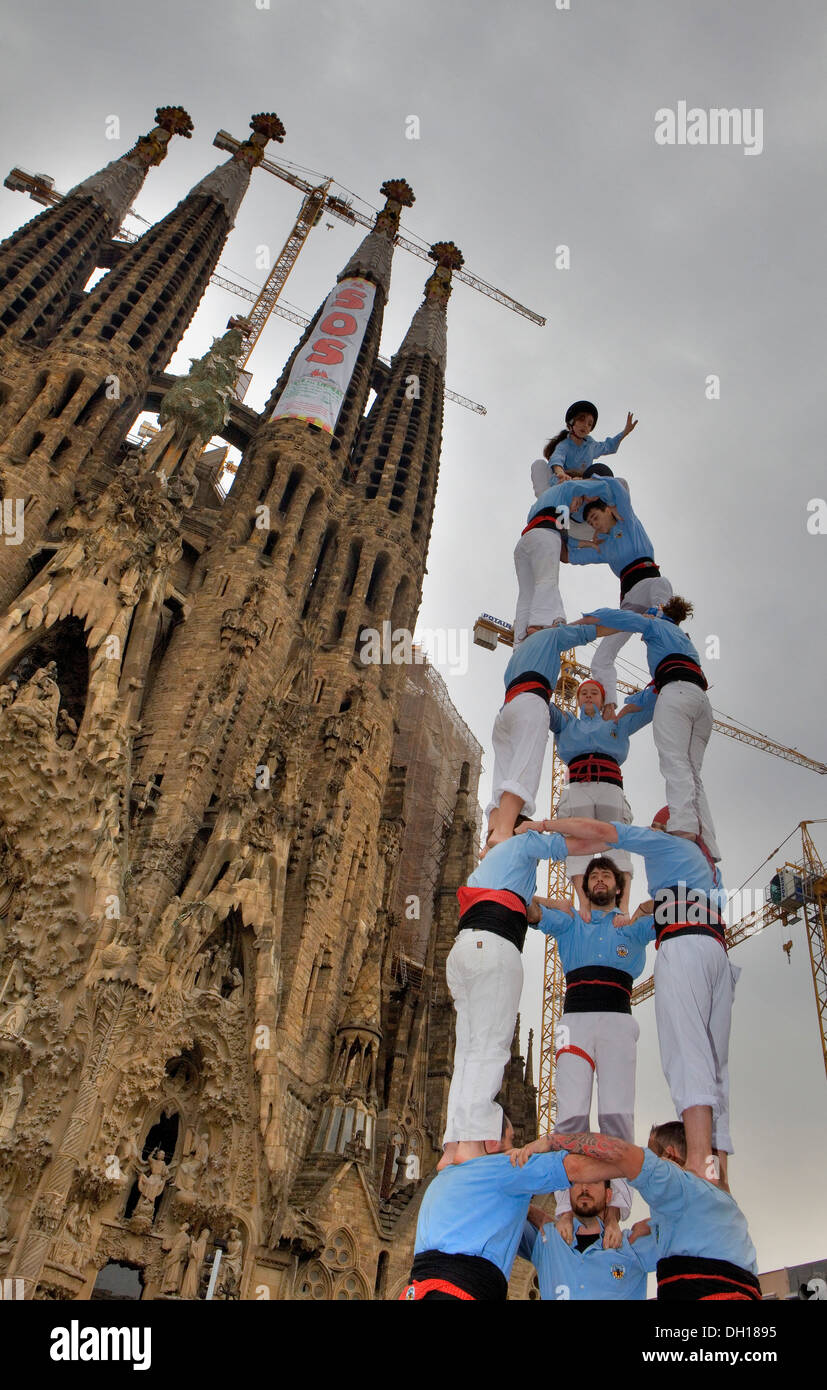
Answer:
[323,1228,357,1271]
[332,1272,369,1300]
[295,1260,331,1300]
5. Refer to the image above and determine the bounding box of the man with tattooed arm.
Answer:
[512,1122,759,1302]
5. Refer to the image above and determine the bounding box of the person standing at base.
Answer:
[403,1116,610,1301]
[550,677,655,912]
[487,620,616,848]
[531,813,736,1188]
[511,1123,760,1302]
[531,853,655,1241]
[441,827,577,1169]
[518,1179,658,1300]
[582,597,721,860]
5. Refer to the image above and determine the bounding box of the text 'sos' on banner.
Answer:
[270,277,376,433]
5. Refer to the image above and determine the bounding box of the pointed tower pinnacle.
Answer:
[393,239,464,373]
[0,106,194,348]
[66,105,195,224]
[186,112,286,229]
[511,1012,522,1062]
[524,1029,535,1089]
[338,178,415,298]
[260,178,413,453]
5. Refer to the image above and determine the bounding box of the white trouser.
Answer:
[654,935,740,1153]
[513,528,565,645]
[443,930,524,1143]
[555,781,634,879]
[486,692,549,819]
[652,680,720,859]
[552,1010,639,1219]
[590,574,673,704]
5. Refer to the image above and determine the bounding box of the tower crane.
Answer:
[472,613,827,1127]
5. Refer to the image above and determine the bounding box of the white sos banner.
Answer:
[270,276,376,434]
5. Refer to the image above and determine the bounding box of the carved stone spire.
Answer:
[392,241,464,372]
[188,112,286,227]
[0,106,193,349]
[524,1028,535,1089]
[67,106,194,225]
[339,178,415,297]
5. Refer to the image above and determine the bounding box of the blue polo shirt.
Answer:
[610,823,724,901]
[548,432,625,477]
[519,1217,659,1300]
[630,1148,758,1273]
[536,904,655,979]
[560,476,659,577]
[414,1151,570,1277]
[503,623,597,694]
[586,609,703,680]
[467,831,568,905]
[548,688,655,765]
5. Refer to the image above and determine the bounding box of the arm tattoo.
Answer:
[547,1132,628,1162]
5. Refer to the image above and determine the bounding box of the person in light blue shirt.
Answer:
[517,403,635,645]
[528,814,736,1191]
[510,1121,760,1301]
[583,597,720,860]
[442,831,571,1169]
[530,400,638,494]
[543,475,674,708]
[518,1178,659,1300]
[550,676,656,912]
[533,855,655,1236]
[486,621,603,847]
[403,1118,575,1300]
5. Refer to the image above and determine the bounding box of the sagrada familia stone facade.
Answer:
[0,108,536,1300]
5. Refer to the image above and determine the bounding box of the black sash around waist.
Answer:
[657,1254,762,1301]
[522,506,566,535]
[568,752,623,788]
[410,1250,508,1301]
[563,964,633,1014]
[457,896,528,953]
[504,669,551,706]
[653,885,727,951]
[653,653,708,692]
[619,556,661,600]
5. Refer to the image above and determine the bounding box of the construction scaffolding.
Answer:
[390,655,483,970]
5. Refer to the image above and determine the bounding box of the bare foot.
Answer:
[485,830,511,850]
[668,829,698,842]
[437,1142,459,1170]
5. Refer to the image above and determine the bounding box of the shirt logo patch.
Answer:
[616,945,629,957]
[611,1266,625,1279]
[404,1284,416,1299]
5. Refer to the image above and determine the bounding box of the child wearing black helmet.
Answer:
[531,401,638,498]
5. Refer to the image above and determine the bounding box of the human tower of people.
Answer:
[402,402,759,1303]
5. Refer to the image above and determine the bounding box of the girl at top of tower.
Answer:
[530,401,638,498]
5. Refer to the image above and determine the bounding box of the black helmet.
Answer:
[565,399,598,428]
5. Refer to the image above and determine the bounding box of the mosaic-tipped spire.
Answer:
[338,177,415,297]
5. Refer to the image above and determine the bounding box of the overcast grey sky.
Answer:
[2,0,825,1279]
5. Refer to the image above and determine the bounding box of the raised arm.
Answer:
[582,608,656,638]
[515,817,614,857]
[511,1131,646,1182]
[617,685,657,734]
